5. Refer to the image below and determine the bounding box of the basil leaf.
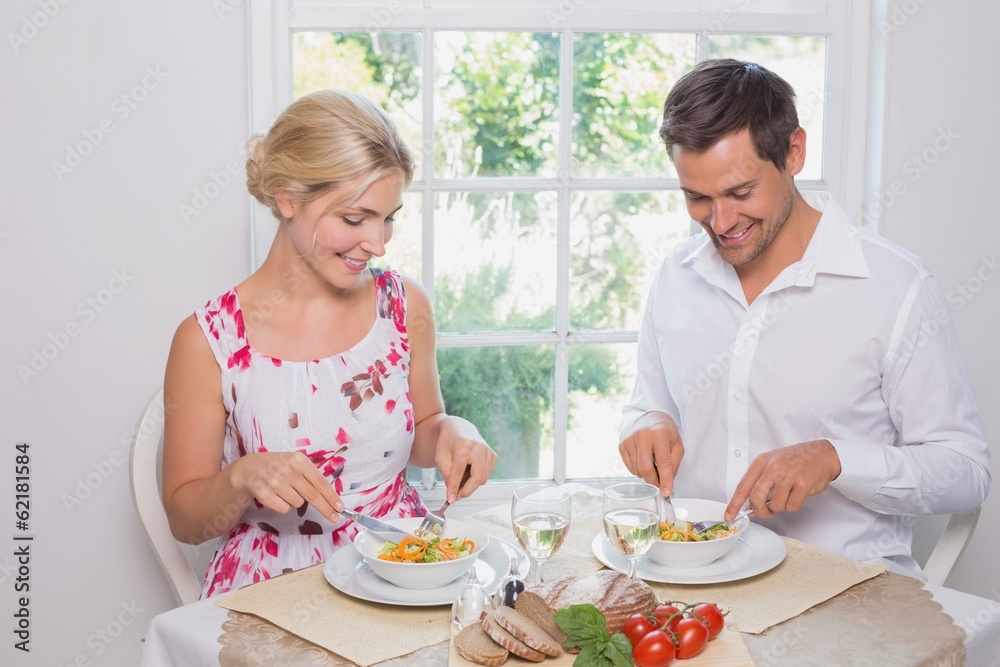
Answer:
[603,633,635,667]
[573,643,610,667]
[555,604,611,646]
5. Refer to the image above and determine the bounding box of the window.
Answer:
[248,1,871,500]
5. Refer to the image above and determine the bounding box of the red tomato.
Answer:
[622,612,657,648]
[690,603,725,640]
[673,617,710,659]
[633,629,676,667]
[651,604,683,632]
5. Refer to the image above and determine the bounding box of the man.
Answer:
[618,59,990,577]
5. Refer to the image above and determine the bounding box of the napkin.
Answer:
[215,565,450,667]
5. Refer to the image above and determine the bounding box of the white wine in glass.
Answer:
[511,485,571,586]
[602,482,660,579]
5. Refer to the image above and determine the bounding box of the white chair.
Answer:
[922,508,981,587]
[129,390,205,606]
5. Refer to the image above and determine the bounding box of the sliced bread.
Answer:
[482,615,546,663]
[514,591,570,648]
[493,606,562,657]
[454,622,509,666]
[531,570,656,634]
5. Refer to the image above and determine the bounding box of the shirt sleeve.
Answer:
[619,269,683,442]
[829,274,991,515]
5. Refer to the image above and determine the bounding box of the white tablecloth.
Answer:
[140,580,1000,667]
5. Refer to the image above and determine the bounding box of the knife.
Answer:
[339,508,417,539]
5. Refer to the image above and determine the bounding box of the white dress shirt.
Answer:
[621,190,991,578]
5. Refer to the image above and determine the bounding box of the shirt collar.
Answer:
[795,190,870,283]
[680,190,870,294]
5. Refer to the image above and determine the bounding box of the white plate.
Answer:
[592,522,787,584]
[324,536,529,606]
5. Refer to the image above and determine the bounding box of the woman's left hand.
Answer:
[434,416,498,502]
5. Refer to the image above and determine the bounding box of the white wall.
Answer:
[1,1,249,665]
[0,2,996,665]
[875,0,1000,600]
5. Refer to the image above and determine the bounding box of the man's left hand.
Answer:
[725,439,842,520]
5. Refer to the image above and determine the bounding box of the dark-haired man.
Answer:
[618,59,990,577]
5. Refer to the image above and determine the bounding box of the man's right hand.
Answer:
[618,411,684,496]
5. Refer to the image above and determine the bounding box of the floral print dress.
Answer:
[194,268,426,598]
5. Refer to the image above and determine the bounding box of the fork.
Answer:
[689,506,754,535]
[416,465,473,538]
[659,494,677,524]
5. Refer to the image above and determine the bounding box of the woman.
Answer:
[161,90,497,598]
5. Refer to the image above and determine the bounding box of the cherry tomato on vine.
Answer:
[673,617,710,659]
[651,604,683,633]
[622,612,657,648]
[632,629,676,667]
[690,603,725,640]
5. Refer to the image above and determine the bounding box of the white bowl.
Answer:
[352,517,490,589]
[644,498,750,569]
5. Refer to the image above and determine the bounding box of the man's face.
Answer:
[673,129,802,269]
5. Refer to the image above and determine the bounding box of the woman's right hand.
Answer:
[229,452,345,522]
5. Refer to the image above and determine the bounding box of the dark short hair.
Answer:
[659,59,799,171]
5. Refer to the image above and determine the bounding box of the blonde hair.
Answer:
[245,90,414,220]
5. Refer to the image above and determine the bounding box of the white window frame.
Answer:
[246,0,875,510]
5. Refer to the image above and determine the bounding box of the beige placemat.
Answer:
[215,565,450,667]
[466,489,887,634]
[642,538,885,634]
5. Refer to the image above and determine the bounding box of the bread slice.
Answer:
[531,570,656,634]
[493,606,561,657]
[454,622,509,666]
[514,591,570,649]
[482,615,546,662]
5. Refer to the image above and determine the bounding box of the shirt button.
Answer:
[742,336,751,345]
[734,449,743,458]
[733,391,742,401]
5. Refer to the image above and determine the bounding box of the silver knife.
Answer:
[339,508,416,539]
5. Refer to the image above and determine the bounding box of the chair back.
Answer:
[922,508,981,586]
[129,390,205,606]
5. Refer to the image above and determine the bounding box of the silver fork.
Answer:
[659,494,677,524]
[689,506,754,535]
[416,465,472,538]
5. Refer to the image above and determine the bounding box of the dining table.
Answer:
[139,485,1000,666]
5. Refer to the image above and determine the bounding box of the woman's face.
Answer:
[279,173,404,289]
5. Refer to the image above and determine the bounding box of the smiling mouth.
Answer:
[718,222,755,245]
[339,254,369,269]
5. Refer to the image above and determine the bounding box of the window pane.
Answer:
[438,345,555,481]
[566,343,636,479]
[573,33,696,178]
[434,191,557,333]
[707,35,827,180]
[293,32,424,179]
[435,32,560,178]
[570,191,692,331]
[378,191,422,279]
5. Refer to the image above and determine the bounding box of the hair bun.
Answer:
[244,134,269,206]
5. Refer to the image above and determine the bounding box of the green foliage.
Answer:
[570,192,651,330]
[572,33,690,177]
[438,32,560,178]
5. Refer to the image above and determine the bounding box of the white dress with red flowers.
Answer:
[194,268,427,598]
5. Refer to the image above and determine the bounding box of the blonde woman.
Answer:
[162,90,497,598]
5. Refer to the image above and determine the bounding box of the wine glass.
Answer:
[602,481,660,579]
[511,484,572,586]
